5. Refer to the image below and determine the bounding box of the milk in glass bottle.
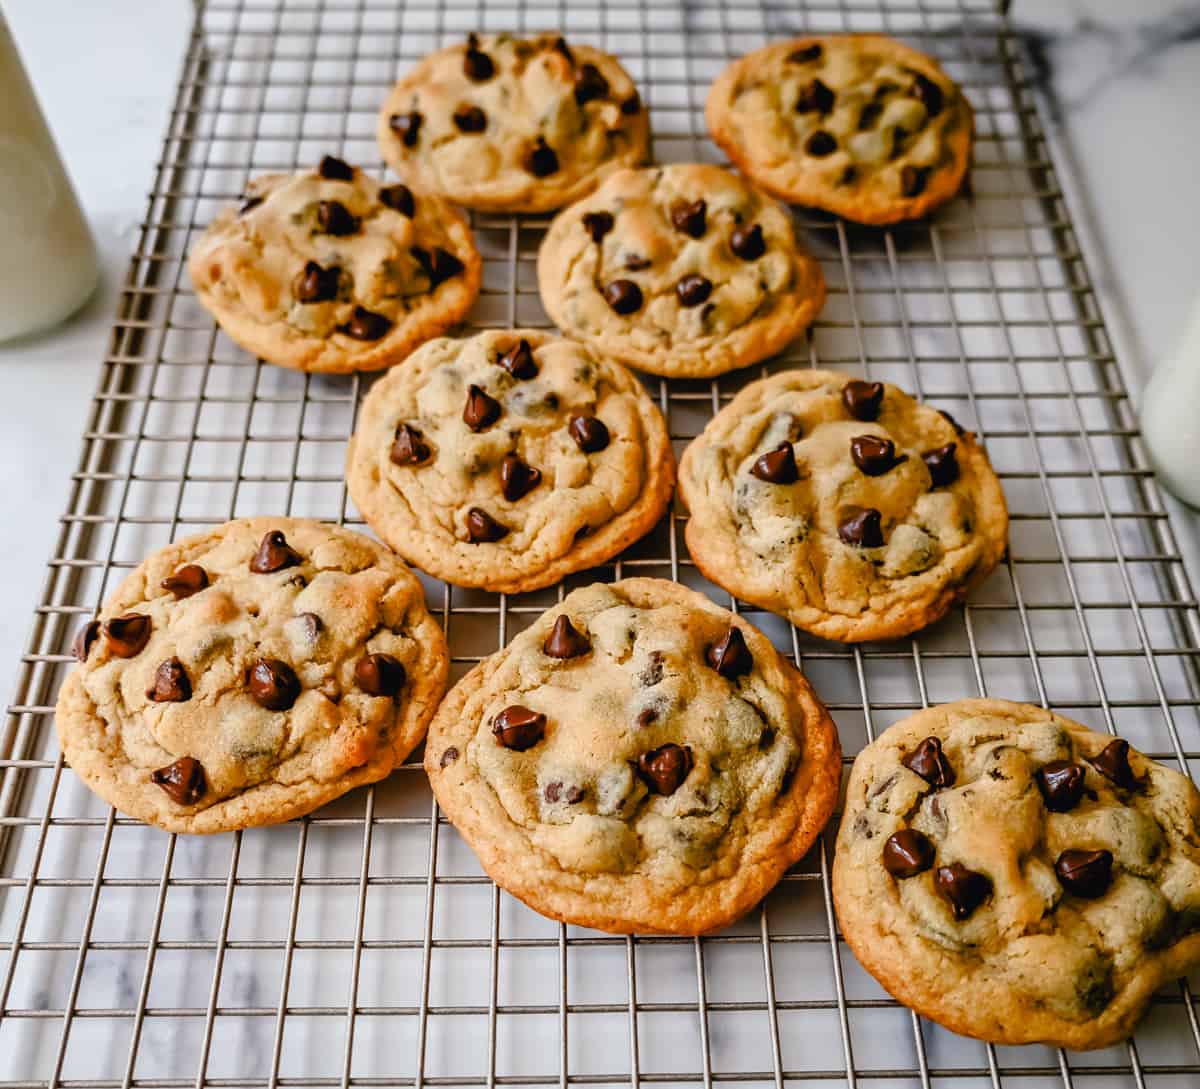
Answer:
[1140,301,1200,508]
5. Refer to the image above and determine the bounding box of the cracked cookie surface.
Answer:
[56,518,448,834]
[706,35,973,225]
[345,331,675,593]
[833,699,1200,1049]
[538,164,825,377]
[678,368,1007,642]
[425,578,841,934]
[188,158,480,373]
[376,34,649,212]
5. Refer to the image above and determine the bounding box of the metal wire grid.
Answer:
[3,0,1200,1086]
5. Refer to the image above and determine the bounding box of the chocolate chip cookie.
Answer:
[376,34,649,213]
[345,331,675,594]
[678,369,1007,642]
[425,578,840,934]
[537,164,826,378]
[706,36,973,225]
[56,518,448,834]
[833,699,1200,1049]
[188,156,481,373]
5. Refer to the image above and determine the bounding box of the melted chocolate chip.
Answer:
[676,274,713,308]
[239,194,264,215]
[497,338,538,379]
[805,130,837,157]
[900,165,931,198]
[851,434,903,476]
[527,137,559,177]
[890,127,910,161]
[636,743,693,796]
[787,42,823,64]
[151,757,206,806]
[838,507,884,548]
[337,306,393,341]
[250,530,303,574]
[882,829,935,878]
[922,443,959,487]
[939,409,966,436]
[623,255,651,271]
[248,658,301,711]
[354,653,406,697]
[72,620,100,663]
[317,200,360,236]
[1036,760,1087,812]
[935,862,991,920]
[390,423,431,466]
[464,39,495,82]
[569,415,610,453]
[638,651,664,688]
[466,508,509,543]
[1055,848,1113,899]
[552,37,575,65]
[574,63,609,105]
[795,78,834,114]
[621,91,641,115]
[544,614,591,659]
[453,105,487,133]
[318,155,354,181]
[670,199,707,238]
[161,564,209,599]
[389,111,422,147]
[103,613,152,658]
[1090,738,1137,789]
[582,211,615,244]
[412,246,465,287]
[903,736,956,788]
[911,71,944,117]
[294,260,341,304]
[297,613,322,642]
[439,746,459,767]
[706,626,752,679]
[751,442,798,484]
[463,385,501,432]
[146,657,191,702]
[842,380,884,421]
[637,708,659,729]
[379,183,415,217]
[499,453,542,501]
[544,781,586,804]
[730,223,766,261]
[492,705,546,751]
[857,100,884,131]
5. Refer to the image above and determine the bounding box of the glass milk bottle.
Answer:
[0,10,99,342]
[1140,300,1200,508]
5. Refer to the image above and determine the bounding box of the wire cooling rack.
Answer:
[4,0,1200,1086]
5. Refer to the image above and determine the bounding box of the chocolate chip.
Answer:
[544,780,585,804]
[638,651,665,687]
[670,199,707,239]
[706,626,752,679]
[390,423,431,466]
[464,38,495,81]
[151,757,206,806]
[497,338,538,379]
[890,127,910,161]
[903,736,955,788]
[544,615,591,659]
[911,71,944,117]
[389,111,422,147]
[574,62,609,105]
[317,200,360,236]
[380,184,415,217]
[882,829,935,878]
[463,385,501,431]
[851,435,903,476]
[922,443,959,488]
[146,657,191,702]
[623,255,651,271]
[900,165,931,198]
[297,612,322,642]
[318,155,354,181]
[161,564,209,599]
[676,275,713,309]
[582,211,614,244]
[492,705,546,751]
[412,246,465,289]
[935,862,991,920]
[636,708,659,728]
[730,223,766,261]
[621,91,641,115]
[500,453,542,501]
[569,415,610,453]
[453,105,487,133]
[838,506,884,548]
[467,508,508,543]
[527,137,559,177]
[337,306,393,341]
[239,195,264,215]
[294,260,341,304]
[751,442,798,484]
[842,380,884,421]
[939,409,966,436]
[439,746,459,767]
[552,37,575,65]
[72,620,100,662]
[103,613,152,658]
[839,165,858,186]
[1055,848,1113,899]
[1090,738,1137,790]
[248,658,300,711]
[251,530,303,574]
[787,43,822,64]
[354,653,406,697]
[1036,760,1086,812]
[795,78,834,114]
[857,100,884,131]
[636,743,693,796]
[805,130,837,157]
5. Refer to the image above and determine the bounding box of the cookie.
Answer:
[706,35,972,225]
[345,330,675,594]
[833,699,1200,1049]
[188,156,481,373]
[376,34,650,213]
[425,578,841,934]
[537,164,826,378]
[678,369,1007,642]
[55,518,448,834]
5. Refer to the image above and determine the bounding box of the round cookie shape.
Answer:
[705,36,973,225]
[537,164,826,378]
[376,34,650,213]
[56,518,449,834]
[187,157,481,373]
[425,578,841,934]
[345,331,675,594]
[678,369,1007,642]
[833,699,1200,1049]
